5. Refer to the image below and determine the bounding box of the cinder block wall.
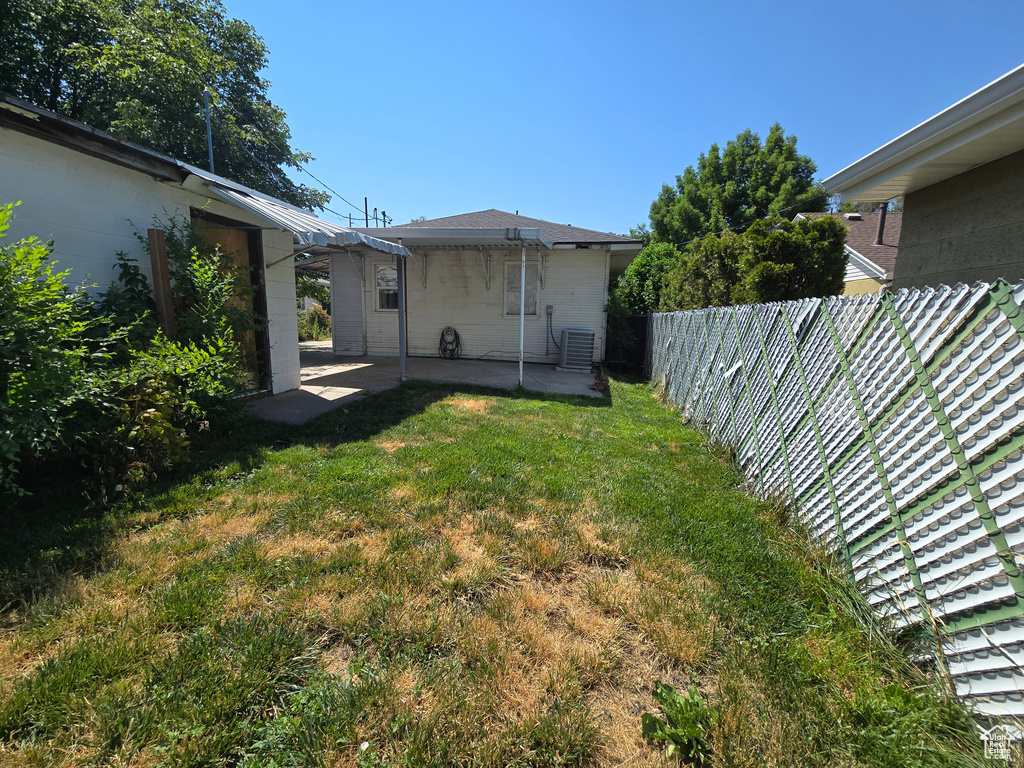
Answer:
[894,148,1024,289]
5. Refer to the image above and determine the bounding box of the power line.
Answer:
[206,109,366,229]
[158,38,378,218]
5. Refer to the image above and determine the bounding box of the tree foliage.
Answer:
[0,0,327,210]
[649,123,828,248]
[613,241,682,314]
[660,215,848,311]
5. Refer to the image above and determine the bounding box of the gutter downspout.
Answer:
[398,239,407,382]
[519,236,527,387]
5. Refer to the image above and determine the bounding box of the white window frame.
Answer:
[375,264,399,312]
[504,260,540,317]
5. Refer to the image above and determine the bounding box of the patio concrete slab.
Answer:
[245,341,604,424]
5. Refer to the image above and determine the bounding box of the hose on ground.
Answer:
[439,326,462,359]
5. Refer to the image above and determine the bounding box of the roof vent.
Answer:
[843,213,863,220]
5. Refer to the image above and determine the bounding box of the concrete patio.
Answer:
[246,342,605,424]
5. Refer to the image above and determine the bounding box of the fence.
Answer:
[649,280,1024,723]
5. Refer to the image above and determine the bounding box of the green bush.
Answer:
[297,304,331,342]
[612,241,683,314]
[659,215,848,311]
[0,203,246,502]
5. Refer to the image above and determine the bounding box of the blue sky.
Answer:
[221,0,1024,236]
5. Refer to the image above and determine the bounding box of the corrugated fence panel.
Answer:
[650,280,1024,727]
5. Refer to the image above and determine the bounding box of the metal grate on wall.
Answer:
[650,280,1024,724]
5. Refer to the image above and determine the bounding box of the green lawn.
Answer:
[0,379,988,767]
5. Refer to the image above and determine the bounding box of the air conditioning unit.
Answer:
[559,328,595,370]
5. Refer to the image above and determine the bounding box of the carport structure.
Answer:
[295,224,554,387]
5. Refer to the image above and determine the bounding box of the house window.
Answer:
[376,265,398,311]
[505,262,538,315]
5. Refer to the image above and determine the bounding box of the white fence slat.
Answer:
[649,279,1024,725]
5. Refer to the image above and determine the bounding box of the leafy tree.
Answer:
[612,241,682,314]
[837,196,904,214]
[649,123,827,248]
[628,223,653,247]
[295,272,331,316]
[660,231,743,312]
[0,0,327,210]
[660,215,848,311]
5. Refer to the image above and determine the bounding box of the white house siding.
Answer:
[329,253,366,354]
[361,248,609,363]
[844,261,870,282]
[0,126,301,393]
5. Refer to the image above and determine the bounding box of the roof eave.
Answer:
[823,63,1024,202]
[0,94,187,183]
[355,227,555,250]
[845,245,888,280]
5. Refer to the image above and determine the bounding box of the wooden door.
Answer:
[196,223,263,389]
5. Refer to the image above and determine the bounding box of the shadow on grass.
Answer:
[0,379,609,614]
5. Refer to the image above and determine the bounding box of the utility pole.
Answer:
[203,89,215,173]
[382,211,387,227]
[364,197,369,227]
[348,213,352,227]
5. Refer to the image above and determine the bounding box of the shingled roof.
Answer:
[401,209,639,246]
[798,211,901,276]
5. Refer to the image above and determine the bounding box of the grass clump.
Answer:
[0,378,990,766]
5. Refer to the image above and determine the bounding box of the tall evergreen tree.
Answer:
[649,123,827,248]
[0,0,327,210]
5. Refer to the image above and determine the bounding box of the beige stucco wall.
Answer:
[843,277,886,296]
[893,149,1024,290]
[333,247,610,363]
[0,126,300,393]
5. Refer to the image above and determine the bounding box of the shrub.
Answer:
[0,203,246,502]
[298,305,331,342]
[659,215,848,311]
[613,241,683,314]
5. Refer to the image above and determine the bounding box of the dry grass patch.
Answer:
[263,532,336,560]
[352,530,390,563]
[432,558,709,766]
[191,509,268,543]
[588,638,687,768]
[322,642,355,676]
[515,533,575,575]
[447,396,491,413]
[388,483,422,506]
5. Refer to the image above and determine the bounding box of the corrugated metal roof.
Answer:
[0,92,410,260]
[203,182,409,257]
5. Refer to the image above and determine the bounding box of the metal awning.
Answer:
[202,180,410,258]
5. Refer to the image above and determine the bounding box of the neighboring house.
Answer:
[796,211,901,295]
[295,210,642,365]
[0,92,406,394]
[824,63,1024,290]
